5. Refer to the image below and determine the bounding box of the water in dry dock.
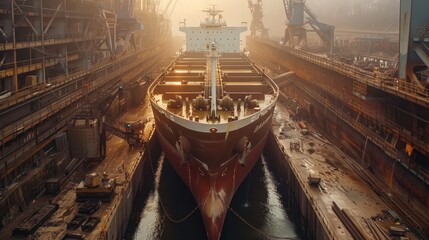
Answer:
[125,152,302,240]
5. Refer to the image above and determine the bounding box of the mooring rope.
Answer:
[147,146,198,223]
[228,206,299,240]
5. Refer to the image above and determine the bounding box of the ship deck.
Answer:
[151,52,276,124]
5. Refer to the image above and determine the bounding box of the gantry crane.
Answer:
[248,0,269,39]
[282,0,334,52]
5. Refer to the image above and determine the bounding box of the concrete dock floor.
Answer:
[271,102,418,240]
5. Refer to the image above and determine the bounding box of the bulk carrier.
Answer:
[149,7,279,240]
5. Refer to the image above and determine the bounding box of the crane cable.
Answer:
[227,206,298,240]
[146,145,199,223]
[145,135,296,237]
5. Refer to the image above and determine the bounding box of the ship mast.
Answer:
[201,5,226,28]
[208,42,220,120]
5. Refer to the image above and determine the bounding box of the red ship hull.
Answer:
[148,51,278,239]
[151,101,274,239]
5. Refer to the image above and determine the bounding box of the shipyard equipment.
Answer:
[96,85,147,160]
[67,215,87,230]
[81,217,100,232]
[247,0,269,39]
[75,172,116,202]
[399,0,429,93]
[13,204,59,235]
[68,118,101,159]
[282,0,334,52]
[308,174,321,186]
[78,200,102,215]
[99,87,146,147]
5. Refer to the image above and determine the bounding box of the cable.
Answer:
[147,145,199,223]
[228,206,299,240]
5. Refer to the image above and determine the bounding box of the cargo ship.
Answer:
[148,7,279,240]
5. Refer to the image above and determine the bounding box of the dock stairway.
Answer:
[104,122,144,146]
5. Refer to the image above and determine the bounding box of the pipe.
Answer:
[272,71,296,80]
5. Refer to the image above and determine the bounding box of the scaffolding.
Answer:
[0,0,118,93]
[0,0,173,189]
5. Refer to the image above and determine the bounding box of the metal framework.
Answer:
[282,0,334,52]
[0,0,172,193]
[0,0,123,93]
[247,0,269,39]
[399,0,429,93]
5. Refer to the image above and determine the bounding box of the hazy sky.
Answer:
[159,0,399,37]
[161,0,285,36]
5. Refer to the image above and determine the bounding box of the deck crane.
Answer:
[282,0,334,52]
[247,0,269,39]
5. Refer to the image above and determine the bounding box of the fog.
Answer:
[160,0,399,37]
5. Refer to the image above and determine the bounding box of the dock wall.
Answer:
[248,37,429,235]
[264,131,334,240]
[98,130,161,240]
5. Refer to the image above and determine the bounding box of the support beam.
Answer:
[0,28,6,69]
[399,0,429,82]
[414,45,429,68]
[13,0,39,35]
[11,1,18,92]
[101,10,115,55]
[40,0,46,83]
[43,1,64,34]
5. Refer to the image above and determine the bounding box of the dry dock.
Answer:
[265,102,418,240]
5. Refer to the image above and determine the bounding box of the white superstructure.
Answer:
[179,6,247,53]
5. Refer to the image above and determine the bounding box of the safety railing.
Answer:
[256,38,429,106]
[1,53,71,70]
[0,2,94,18]
[0,45,159,112]
[1,33,104,50]
[0,46,162,145]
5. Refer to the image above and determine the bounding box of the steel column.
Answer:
[41,0,46,83]
[11,0,18,92]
